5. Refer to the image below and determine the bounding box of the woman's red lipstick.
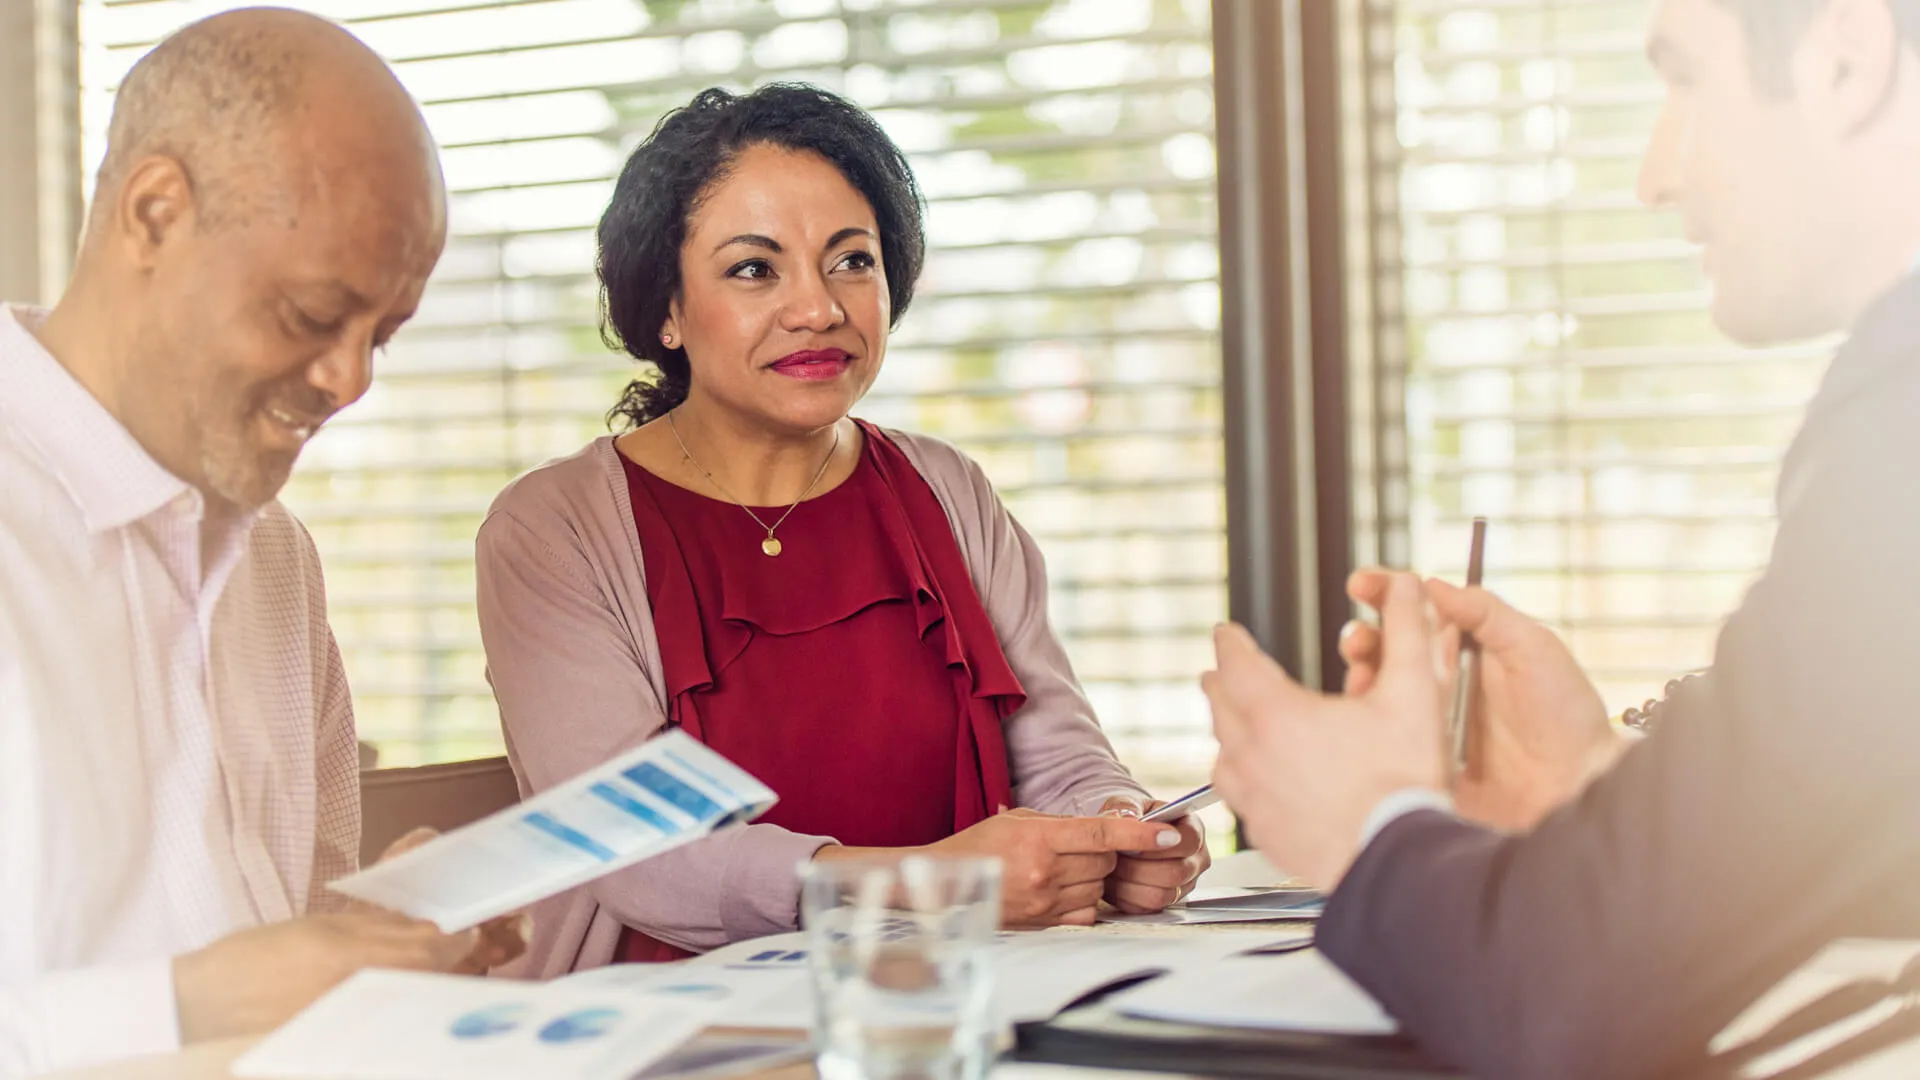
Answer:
[769,348,852,380]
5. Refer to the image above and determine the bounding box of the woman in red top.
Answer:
[479,84,1208,972]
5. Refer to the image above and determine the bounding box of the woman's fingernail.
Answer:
[1156,829,1182,848]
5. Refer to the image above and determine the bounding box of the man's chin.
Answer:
[202,452,298,511]
[1709,287,1840,348]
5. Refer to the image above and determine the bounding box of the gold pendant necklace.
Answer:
[667,411,841,557]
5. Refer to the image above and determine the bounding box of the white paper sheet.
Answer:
[331,731,777,931]
[1711,938,1920,1079]
[558,958,814,1031]
[1185,887,1324,910]
[1108,951,1398,1036]
[680,928,1308,1028]
[232,970,713,1080]
[988,929,1313,1022]
[1098,887,1325,926]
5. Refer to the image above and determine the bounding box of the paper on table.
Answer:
[1185,887,1324,910]
[1710,938,1920,1079]
[232,970,713,1080]
[683,928,1309,1029]
[989,929,1314,1022]
[1098,887,1325,926]
[558,957,813,1031]
[331,731,777,931]
[1108,951,1397,1036]
[559,962,813,1080]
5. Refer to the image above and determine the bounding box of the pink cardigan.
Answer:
[475,429,1148,978]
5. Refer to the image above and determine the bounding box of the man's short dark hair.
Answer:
[1725,0,1920,96]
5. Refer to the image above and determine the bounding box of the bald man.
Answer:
[0,10,517,1074]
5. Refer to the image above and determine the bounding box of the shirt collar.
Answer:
[0,303,200,533]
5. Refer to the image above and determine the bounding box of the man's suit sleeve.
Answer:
[1316,364,1920,1080]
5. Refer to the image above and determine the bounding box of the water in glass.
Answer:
[801,856,1002,1080]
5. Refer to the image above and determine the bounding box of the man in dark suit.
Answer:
[1203,1,1920,1077]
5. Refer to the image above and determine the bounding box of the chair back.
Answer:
[359,755,522,866]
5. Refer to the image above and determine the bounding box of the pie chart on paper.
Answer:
[449,1003,529,1040]
[538,1007,623,1044]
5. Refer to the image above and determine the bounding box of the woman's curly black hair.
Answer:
[597,83,928,430]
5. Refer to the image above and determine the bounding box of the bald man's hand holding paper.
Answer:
[346,828,533,976]
[172,824,536,1045]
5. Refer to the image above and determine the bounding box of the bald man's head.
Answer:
[61,7,447,510]
[95,7,435,232]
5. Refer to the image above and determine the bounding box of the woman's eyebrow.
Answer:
[713,233,781,254]
[826,227,876,248]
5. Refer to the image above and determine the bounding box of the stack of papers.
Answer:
[331,731,776,931]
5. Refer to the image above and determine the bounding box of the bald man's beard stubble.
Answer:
[169,363,336,511]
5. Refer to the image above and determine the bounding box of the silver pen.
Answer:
[1449,517,1488,772]
[1143,784,1220,823]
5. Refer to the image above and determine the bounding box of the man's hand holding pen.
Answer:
[1338,569,1633,833]
[1202,525,1647,889]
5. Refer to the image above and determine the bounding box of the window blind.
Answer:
[78,0,1227,789]
[1371,0,1829,710]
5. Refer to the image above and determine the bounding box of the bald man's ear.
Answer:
[112,155,198,269]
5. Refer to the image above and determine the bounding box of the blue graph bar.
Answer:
[623,762,721,820]
[523,812,615,861]
[588,782,680,835]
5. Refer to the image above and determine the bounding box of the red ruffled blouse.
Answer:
[614,421,1024,961]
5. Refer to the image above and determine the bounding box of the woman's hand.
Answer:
[1097,797,1210,913]
[922,808,1182,927]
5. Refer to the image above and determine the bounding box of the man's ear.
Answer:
[110,155,197,270]
[1801,0,1903,137]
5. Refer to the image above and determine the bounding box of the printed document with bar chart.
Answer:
[331,730,777,931]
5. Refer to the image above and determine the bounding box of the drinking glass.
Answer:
[799,856,1002,1080]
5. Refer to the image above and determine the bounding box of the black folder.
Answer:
[1010,997,1461,1079]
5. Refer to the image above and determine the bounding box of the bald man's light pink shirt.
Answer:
[0,305,360,1076]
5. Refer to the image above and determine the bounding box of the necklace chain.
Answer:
[666,411,840,556]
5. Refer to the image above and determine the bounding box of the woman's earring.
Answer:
[661,333,674,347]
